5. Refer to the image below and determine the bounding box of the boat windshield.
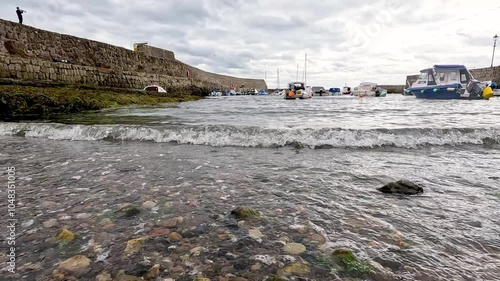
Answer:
[435,70,458,83]
[290,83,305,90]
[459,69,471,83]
[418,72,428,80]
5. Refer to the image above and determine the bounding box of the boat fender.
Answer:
[446,88,456,91]
[482,86,493,99]
[289,91,295,97]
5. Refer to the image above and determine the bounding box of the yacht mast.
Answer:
[304,53,307,86]
[277,68,280,90]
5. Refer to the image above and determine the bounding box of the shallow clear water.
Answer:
[1,95,499,280]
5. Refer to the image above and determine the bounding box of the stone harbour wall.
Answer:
[0,18,266,91]
[470,66,500,82]
[378,85,405,93]
[134,44,176,60]
[0,53,221,90]
[405,75,420,87]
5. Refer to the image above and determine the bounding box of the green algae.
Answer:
[115,206,141,218]
[0,84,202,119]
[316,249,374,278]
[230,207,261,219]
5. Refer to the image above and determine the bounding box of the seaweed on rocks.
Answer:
[0,83,202,119]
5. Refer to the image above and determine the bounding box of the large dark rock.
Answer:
[231,207,261,219]
[377,180,423,195]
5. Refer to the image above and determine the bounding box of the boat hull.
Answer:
[352,90,387,97]
[410,84,463,99]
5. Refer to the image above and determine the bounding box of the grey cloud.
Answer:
[1,0,499,87]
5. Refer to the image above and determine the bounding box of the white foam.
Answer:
[1,122,499,149]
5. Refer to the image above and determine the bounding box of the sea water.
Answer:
[0,95,499,280]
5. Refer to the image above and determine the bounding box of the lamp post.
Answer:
[492,34,498,67]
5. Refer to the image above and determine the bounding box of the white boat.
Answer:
[271,90,285,96]
[284,82,312,99]
[351,82,387,97]
[342,85,352,95]
[304,86,313,98]
[143,85,167,93]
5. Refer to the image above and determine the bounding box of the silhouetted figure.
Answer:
[16,7,26,24]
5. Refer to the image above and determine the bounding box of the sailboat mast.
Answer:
[296,64,299,81]
[304,53,307,86]
[277,68,280,90]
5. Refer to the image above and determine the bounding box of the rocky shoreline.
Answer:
[2,200,392,281]
[0,79,207,120]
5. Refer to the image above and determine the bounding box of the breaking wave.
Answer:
[0,122,499,149]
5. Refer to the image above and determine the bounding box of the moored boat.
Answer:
[329,87,341,95]
[408,65,494,99]
[342,85,352,95]
[143,85,167,93]
[284,82,312,99]
[351,82,387,97]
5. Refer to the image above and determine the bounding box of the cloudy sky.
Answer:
[1,0,500,88]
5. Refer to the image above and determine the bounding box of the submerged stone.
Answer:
[124,237,147,255]
[142,201,157,209]
[331,248,374,277]
[283,243,306,255]
[167,232,183,242]
[156,217,181,228]
[76,213,92,220]
[57,255,90,275]
[399,241,410,248]
[332,248,353,256]
[144,264,160,280]
[277,263,310,276]
[56,228,75,242]
[377,180,423,195]
[248,228,264,241]
[95,272,113,281]
[116,206,141,218]
[231,207,261,219]
[43,219,58,228]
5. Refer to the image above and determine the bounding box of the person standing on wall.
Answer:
[16,7,26,24]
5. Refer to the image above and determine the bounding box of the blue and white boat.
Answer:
[408,65,493,99]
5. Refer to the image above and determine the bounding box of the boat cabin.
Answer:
[342,86,352,94]
[414,65,473,87]
[289,82,306,91]
[356,82,378,90]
